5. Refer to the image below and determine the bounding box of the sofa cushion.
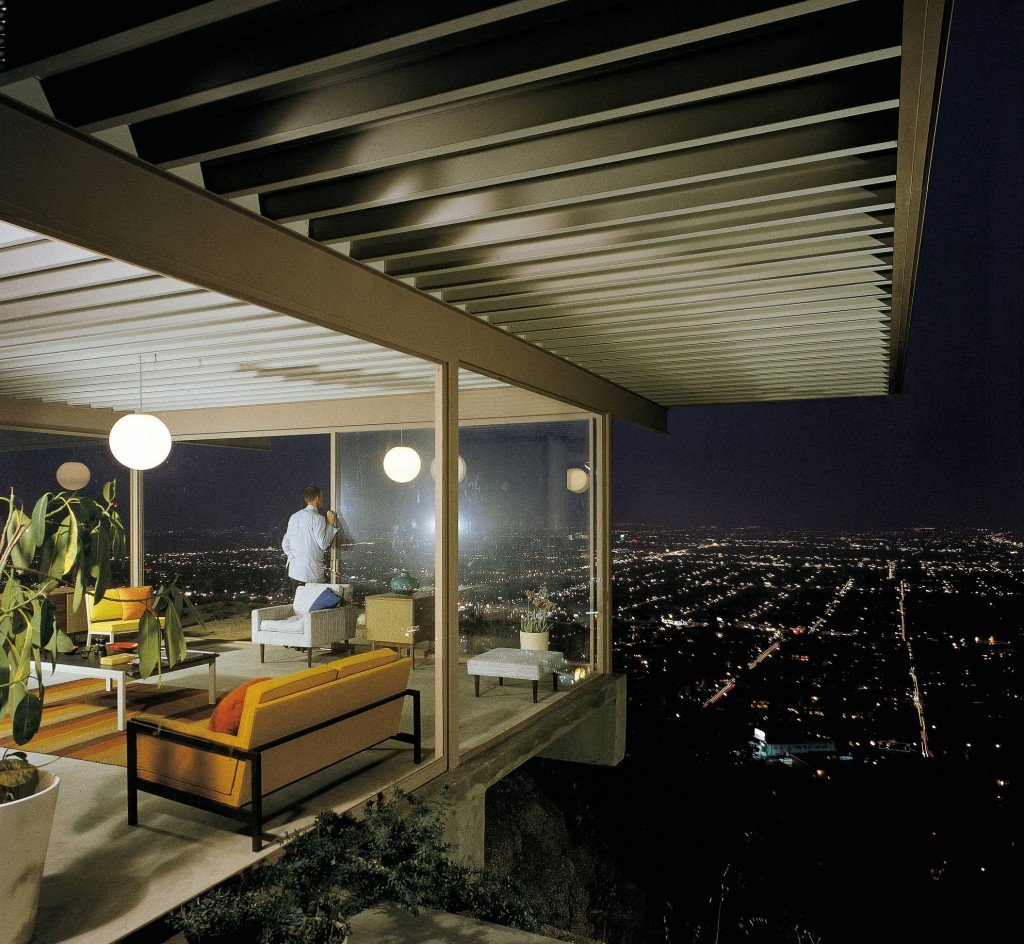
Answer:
[114,586,152,620]
[209,678,270,734]
[89,594,123,623]
[260,615,304,633]
[308,588,343,612]
[247,665,339,707]
[329,648,399,680]
[247,655,410,751]
[293,583,346,615]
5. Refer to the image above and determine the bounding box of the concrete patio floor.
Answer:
[28,638,577,944]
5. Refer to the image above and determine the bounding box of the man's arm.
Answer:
[313,513,339,552]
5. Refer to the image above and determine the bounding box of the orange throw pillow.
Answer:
[209,678,270,735]
[114,586,152,621]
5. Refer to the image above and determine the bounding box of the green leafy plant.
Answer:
[0,751,38,803]
[168,790,543,942]
[0,481,196,759]
[166,883,277,943]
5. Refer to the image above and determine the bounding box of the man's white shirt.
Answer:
[282,505,338,583]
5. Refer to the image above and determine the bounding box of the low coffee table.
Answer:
[46,649,218,731]
[467,648,568,703]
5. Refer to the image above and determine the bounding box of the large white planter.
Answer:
[519,630,549,652]
[0,770,60,944]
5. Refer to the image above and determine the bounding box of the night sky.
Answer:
[2,4,1020,536]
[614,2,1024,531]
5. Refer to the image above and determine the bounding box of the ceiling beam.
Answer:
[414,219,894,290]
[40,1,572,130]
[540,319,889,352]
[665,386,884,405]
[552,336,891,368]
[261,63,900,221]
[887,0,952,392]
[160,386,589,439]
[0,1,284,85]
[291,113,897,236]
[345,156,896,261]
[132,0,852,167]
[0,396,125,436]
[203,8,900,197]
[461,257,893,312]
[383,188,896,277]
[429,230,894,297]
[491,285,890,333]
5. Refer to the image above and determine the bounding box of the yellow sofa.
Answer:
[126,648,419,850]
[86,586,164,645]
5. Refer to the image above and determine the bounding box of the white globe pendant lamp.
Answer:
[109,356,172,471]
[383,445,421,483]
[566,467,590,493]
[109,414,172,470]
[56,461,91,491]
[429,455,467,483]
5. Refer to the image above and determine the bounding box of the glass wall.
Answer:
[144,435,330,626]
[458,420,595,662]
[456,377,598,752]
[332,412,439,765]
[331,427,436,602]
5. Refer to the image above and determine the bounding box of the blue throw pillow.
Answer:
[308,588,343,612]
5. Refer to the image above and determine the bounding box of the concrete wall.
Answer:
[423,674,627,868]
[538,677,627,767]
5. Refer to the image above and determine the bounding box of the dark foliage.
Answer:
[168,789,542,942]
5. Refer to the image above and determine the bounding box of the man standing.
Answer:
[282,485,338,593]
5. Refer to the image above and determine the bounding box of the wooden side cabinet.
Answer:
[364,592,434,667]
[50,586,88,642]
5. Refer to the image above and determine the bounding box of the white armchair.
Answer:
[251,583,358,667]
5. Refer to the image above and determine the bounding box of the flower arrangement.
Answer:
[520,586,554,634]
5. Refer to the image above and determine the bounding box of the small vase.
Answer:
[520,630,549,652]
[390,569,420,595]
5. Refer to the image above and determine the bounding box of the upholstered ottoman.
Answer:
[466,647,568,703]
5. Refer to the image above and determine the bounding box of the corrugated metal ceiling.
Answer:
[0,221,496,411]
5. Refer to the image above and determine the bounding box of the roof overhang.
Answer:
[1,1,950,414]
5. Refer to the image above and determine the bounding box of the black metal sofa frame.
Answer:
[127,688,421,851]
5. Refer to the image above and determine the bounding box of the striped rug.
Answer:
[0,679,221,767]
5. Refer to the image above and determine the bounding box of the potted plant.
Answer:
[0,482,191,944]
[519,587,553,652]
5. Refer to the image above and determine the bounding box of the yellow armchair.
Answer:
[85,586,164,644]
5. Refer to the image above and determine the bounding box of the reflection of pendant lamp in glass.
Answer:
[383,446,421,483]
[566,467,590,493]
[56,462,90,491]
[429,455,467,483]
[109,356,172,470]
